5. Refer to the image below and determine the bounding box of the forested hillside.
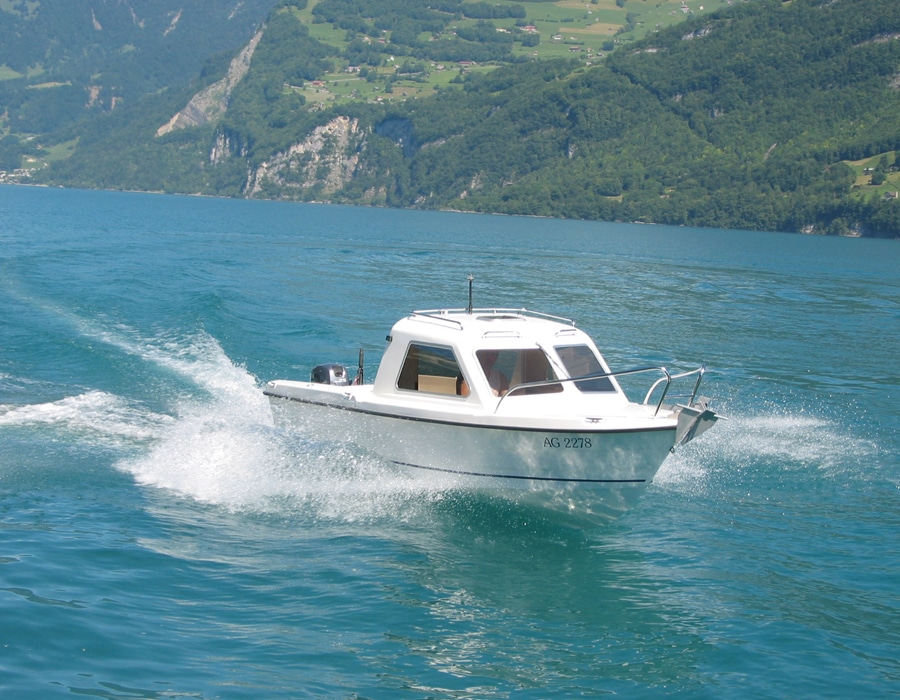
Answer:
[0,0,276,167]
[5,0,900,237]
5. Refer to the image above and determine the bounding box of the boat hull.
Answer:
[268,395,677,525]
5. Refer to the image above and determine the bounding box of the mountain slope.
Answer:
[0,0,279,140]
[29,0,900,237]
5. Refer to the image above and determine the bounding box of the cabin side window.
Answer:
[555,344,615,392]
[397,343,466,396]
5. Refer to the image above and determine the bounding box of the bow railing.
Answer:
[496,365,708,416]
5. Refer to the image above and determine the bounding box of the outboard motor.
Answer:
[311,363,350,386]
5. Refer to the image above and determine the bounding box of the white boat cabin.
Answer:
[371,309,631,412]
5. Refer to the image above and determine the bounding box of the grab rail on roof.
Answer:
[411,308,576,328]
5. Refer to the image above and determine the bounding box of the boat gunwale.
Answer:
[264,390,677,435]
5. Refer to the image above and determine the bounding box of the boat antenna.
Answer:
[467,274,474,314]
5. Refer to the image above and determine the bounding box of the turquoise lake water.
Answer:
[1,184,898,698]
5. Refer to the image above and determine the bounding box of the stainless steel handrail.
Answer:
[494,364,708,416]
[408,311,466,330]
[494,365,676,415]
[643,366,706,408]
[412,308,576,326]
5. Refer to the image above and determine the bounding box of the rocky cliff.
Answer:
[156,29,264,137]
[244,116,363,198]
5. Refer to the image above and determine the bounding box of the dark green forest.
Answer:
[0,0,275,130]
[4,0,900,237]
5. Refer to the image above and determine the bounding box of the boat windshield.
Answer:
[554,344,615,392]
[480,348,561,396]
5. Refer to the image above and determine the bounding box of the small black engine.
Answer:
[310,363,350,386]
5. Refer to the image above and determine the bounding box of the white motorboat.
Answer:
[265,281,719,525]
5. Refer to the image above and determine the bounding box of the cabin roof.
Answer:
[390,308,583,348]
